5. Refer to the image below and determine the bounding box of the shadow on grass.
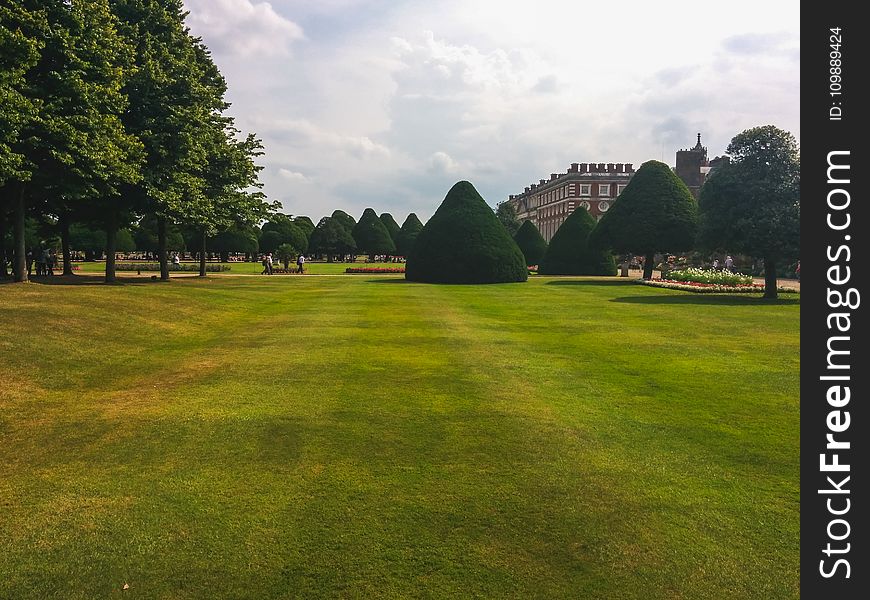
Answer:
[611,294,801,306]
[1,273,171,286]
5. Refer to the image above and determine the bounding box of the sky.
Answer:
[181,0,800,224]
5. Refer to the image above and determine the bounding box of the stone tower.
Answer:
[675,133,708,198]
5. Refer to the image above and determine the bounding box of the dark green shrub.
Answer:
[513,220,547,266]
[406,181,527,284]
[352,208,396,258]
[539,207,616,275]
[396,213,424,257]
[379,213,401,245]
[591,160,697,279]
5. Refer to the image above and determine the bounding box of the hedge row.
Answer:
[114,263,231,272]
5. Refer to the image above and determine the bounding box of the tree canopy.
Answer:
[591,160,697,279]
[353,208,396,258]
[260,214,308,254]
[406,181,527,284]
[331,210,356,233]
[698,125,800,298]
[308,216,356,262]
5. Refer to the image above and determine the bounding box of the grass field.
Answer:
[0,275,800,599]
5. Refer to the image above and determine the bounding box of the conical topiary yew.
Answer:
[538,206,617,275]
[513,220,547,267]
[590,159,697,279]
[396,213,424,257]
[352,208,396,258]
[406,181,528,283]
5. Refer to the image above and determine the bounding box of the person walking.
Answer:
[795,260,800,280]
[724,255,734,272]
[266,252,273,275]
[296,253,306,274]
[712,258,720,270]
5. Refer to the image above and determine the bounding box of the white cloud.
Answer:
[277,169,309,182]
[428,151,459,175]
[181,0,800,223]
[184,0,304,57]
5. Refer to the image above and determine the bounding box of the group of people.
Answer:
[27,249,58,276]
[261,252,306,275]
[711,256,735,272]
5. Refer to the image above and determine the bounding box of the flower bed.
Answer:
[345,267,405,274]
[642,278,763,293]
[665,267,752,286]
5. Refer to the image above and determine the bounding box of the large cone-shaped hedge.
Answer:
[352,208,396,256]
[538,207,617,275]
[379,213,401,245]
[396,213,424,257]
[513,220,547,266]
[406,181,528,283]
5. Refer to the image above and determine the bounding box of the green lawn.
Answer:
[0,275,800,599]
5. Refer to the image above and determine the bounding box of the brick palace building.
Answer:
[505,135,728,242]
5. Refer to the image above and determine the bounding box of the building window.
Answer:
[599,200,610,212]
[617,184,627,195]
[580,184,591,196]
[599,184,610,196]
[579,201,590,210]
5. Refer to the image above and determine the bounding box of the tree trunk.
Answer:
[0,202,8,278]
[763,257,778,299]
[105,208,118,283]
[13,184,27,283]
[199,229,207,277]
[59,214,73,276]
[642,252,655,280]
[158,216,169,281]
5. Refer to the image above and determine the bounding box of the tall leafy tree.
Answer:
[110,0,223,280]
[1,3,41,279]
[353,208,396,260]
[261,214,308,254]
[396,213,423,258]
[698,125,800,299]
[591,160,697,279]
[209,226,258,262]
[185,121,272,277]
[308,216,356,262]
[3,1,142,282]
[292,215,315,240]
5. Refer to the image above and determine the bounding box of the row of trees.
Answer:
[1,0,273,283]
[494,125,800,298]
[304,209,423,262]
